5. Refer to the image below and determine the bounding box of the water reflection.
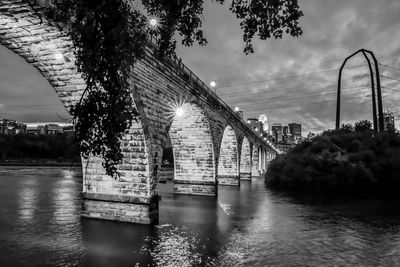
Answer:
[18,177,38,221]
[2,167,400,266]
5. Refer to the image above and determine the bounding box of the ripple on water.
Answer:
[140,225,212,267]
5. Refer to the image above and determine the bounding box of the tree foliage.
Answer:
[266,121,400,196]
[47,0,303,177]
[354,120,372,132]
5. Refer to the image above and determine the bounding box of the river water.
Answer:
[1,166,400,266]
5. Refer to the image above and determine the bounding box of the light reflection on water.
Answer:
[1,167,400,266]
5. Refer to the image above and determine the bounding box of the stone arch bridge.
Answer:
[0,0,278,224]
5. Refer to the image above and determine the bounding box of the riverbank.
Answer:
[265,125,400,196]
[0,159,81,167]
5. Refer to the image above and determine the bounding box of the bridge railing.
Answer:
[148,35,279,153]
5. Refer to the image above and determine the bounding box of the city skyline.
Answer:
[0,0,400,133]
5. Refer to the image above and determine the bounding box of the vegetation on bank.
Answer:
[0,134,80,164]
[265,121,400,195]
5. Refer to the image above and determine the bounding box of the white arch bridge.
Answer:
[0,0,278,224]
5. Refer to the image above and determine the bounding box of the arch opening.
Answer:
[217,125,239,186]
[169,103,216,196]
[0,4,157,224]
[240,137,252,180]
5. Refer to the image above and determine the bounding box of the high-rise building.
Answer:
[0,119,27,134]
[271,123,283,142]
[288,123,302,138]
[383,110,395,131]
[258,114,269,132]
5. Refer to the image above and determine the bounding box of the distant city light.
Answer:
[54,53,63,60]
[175,107,184,117]
[234,107,240,112]
[210,81,217,88]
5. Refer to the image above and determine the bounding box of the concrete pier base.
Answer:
[240,172,252,181]
[81,192,159,224]
[218,175,240,186]
[173,180,217,196]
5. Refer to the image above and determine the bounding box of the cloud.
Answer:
[175,0,400,133]
[0,0,399,132]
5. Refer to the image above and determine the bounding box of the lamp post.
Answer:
[210,80,217,93]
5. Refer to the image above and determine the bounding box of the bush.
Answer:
[265,121,400,196]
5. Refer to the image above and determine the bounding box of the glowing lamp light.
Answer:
[234,107,240,112]
[54,53,63,60]
[149,18,158,27]
[255,128,258,132]
[263,137,267,141]
[210,81,217,88]
[175,107,184,117]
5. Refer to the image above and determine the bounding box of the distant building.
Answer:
[258,114,269,132]
[25,122,73,135]
[62,125,75,135]
[288,123,302,138]
[0,119,27,135]
[383,110,395,131]
[45,124,63,135]
[271,123,283,142]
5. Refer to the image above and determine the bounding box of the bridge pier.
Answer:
[217,125,240,186]
[81,193,159,224]
[173,180,217,196]
[240,137,252,181]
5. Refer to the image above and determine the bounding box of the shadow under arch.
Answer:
[169,102,217,196]
[336,48,383,131]
[217,124,240,186]
[240,136,251,180]
[0,3,158,224]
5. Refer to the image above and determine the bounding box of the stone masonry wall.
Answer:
[240,137,252,180]
[217,125,239,186]
[252,145,260,177]
[169,103,216,195]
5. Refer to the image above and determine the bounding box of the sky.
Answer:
[1,0,400,133]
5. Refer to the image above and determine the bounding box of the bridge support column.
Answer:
[170,103,217,196]
[218,125,240,186]
[240,137,252,180]
[81,122,159,224]
[251,145,260,177]
[81,193,159,224]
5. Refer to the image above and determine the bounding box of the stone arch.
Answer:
[240,136,252,180]
[217,125,239,186]
[251,144,260,177]
[0,3,157,224]
[169,102,216,196]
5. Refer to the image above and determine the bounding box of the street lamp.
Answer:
[210,80,217,93]
[234,107,240,112]
[175,107,184,117]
